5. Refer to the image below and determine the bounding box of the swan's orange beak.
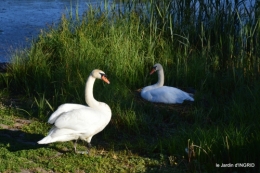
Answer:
[101,76,110,84]
[149,68,156,75]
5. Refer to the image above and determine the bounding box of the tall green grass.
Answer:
[2,0,260,172]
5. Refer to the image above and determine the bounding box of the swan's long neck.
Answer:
[85,75,99,109]
[155,68,164,87]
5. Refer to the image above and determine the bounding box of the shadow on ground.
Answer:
[0,129,44,151]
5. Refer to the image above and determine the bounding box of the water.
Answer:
[0,0,102,62]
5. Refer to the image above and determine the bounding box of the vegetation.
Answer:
[0,0,259,172]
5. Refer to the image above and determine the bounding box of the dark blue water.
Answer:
[0,0,103,62]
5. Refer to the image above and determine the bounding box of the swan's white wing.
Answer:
[54,108,110,135]
[38,127,81,144]
[48,103,88,124]
[142,86,194,104]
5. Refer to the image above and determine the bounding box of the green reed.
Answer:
[148,0,260,77]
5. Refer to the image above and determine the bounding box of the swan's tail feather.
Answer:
[188,93,194,98]
[38,136,53,144]
[184,93,194,101]
[186,93,194,101]
[185,87,196,101]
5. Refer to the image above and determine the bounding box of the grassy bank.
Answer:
[0,0,260,172]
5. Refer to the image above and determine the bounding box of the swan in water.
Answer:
[141,63,194,104]
[38,69,112,154]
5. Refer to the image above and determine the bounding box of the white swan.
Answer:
[141,63,194,104]
[38,69,112,153]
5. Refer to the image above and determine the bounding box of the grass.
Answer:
[0,0,260,172]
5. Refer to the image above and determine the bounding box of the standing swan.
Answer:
[141,63,194,104]
[38,69,112,154]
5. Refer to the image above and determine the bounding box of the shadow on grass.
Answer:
[0,129,44,151]
[0,129,85,154]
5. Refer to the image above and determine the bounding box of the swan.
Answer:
[141,63,194,104]
[38,69,112,154]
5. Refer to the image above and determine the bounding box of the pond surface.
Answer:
[0,0,102,62]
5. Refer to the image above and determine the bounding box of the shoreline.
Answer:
[0,62,10,72]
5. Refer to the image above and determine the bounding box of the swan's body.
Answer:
[48,104,88,124]
[141,63,194,104]
[38,69,111,153]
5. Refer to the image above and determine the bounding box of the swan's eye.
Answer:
[100,73,107,78]
[153,66,157,70]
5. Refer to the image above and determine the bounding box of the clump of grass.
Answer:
[1,0,260,172]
